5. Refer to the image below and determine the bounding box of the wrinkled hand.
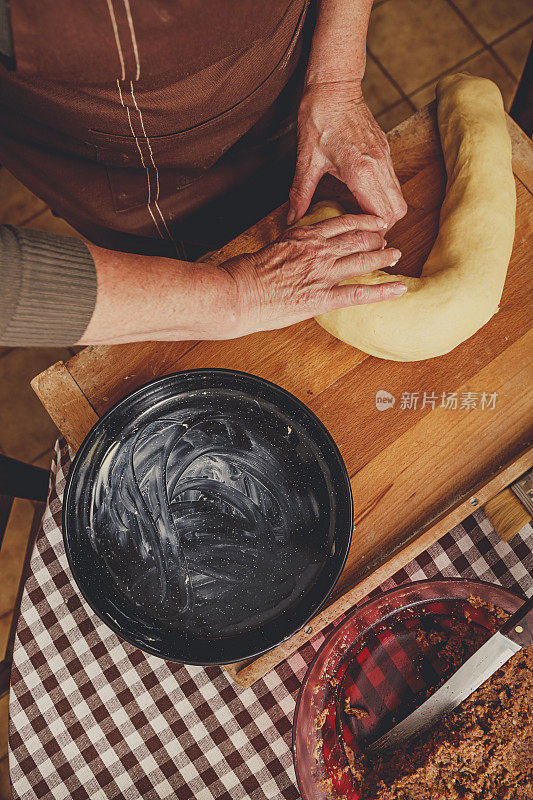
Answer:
[222,213,405,337]
[288,81,408,228]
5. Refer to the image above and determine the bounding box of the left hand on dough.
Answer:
[289,81,408,229]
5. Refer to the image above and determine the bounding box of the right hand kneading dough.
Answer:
[312,74,516,362]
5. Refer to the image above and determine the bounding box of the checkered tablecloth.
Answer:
[8,439,533,800]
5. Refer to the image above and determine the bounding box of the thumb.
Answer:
[288,149,324,226]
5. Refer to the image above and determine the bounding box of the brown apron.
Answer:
[0,0,313,257]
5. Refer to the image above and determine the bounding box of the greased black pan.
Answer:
[63,369,353,665]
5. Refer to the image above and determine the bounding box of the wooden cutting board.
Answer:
[32,102,533,686]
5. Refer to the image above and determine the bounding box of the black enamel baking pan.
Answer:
[63,369,353,665]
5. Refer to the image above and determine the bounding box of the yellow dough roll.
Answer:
[312,74,516,361]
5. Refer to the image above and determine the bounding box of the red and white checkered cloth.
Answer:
[8,440,533,800]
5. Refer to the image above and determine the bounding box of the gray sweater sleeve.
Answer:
[0,226,97,346]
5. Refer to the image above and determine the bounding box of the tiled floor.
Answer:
[0,1,530,796]
[365,0,532,122]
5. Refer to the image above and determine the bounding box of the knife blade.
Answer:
[366,594,533,754]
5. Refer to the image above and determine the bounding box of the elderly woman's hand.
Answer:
[288,81,408,229]
[223,213,405,337]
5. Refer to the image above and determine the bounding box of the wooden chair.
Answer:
[0,455,49,697]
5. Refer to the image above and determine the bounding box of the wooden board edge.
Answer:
[31,361,99,452]
[506,114,533,192]
[225,442,533,687]
[387,102,435,149]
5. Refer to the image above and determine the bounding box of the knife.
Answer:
[367,594,533,754]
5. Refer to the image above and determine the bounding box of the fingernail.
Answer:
[376,218,387,228]
[287,209,296,225]
[392,283,407,295]
[381,239,387,249]
[389,250,401,265]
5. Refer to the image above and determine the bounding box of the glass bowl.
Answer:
[293,578,524,800]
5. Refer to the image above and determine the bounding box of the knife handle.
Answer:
[500,595,533,649]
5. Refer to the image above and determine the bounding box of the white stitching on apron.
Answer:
[116,79,164,238]
[105,0,126,82]
[122,0,140,82]
[107,0,179,245]
[107,0,161,237]
[129,81,176,246]
[123,3,180,251]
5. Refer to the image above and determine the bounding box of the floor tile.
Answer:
[377,101,414,132]
[21,208,85,240]
[0,169,47,227]
[0,499,35,619]
[492,21,533,79]
[362,56,404,117]
[410,50,518,110]
[409,81,440,110]
[0,756,9,800]
[30,448,54,471]
[368,0,480,95]
[451,0,533,43]
[0,347,70,462]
